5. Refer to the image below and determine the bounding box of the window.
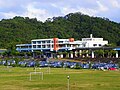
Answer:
[37,45,41,48]
[83,44,86,47]
[42,41,45,43]
[47,45,50,48]
[37,41,41,44]
[32,41,36,44]
[47,40,50,43]
[52,45,53,48]
[33,45,36,48]
[93,44,97,46]
[42,45,45,48]
[29,46,32,48]
[67,44,70,47]
[99,44,102,46]
[58,41,63,43]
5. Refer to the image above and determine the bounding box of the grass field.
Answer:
[0,66,120,90]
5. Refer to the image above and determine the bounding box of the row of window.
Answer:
[32,41,51,44]
[93,44,102,47]
[17,46,32,49]
[32,41,69,44]
[17,44,83,49]
[17,43,103,49]
[33,45,53,48]
[32,44,79,48]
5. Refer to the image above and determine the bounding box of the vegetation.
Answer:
[0,66,119,90]
[0,12,120,50]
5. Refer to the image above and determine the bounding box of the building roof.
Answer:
[113,48,120,50]
[16,44,32,46]
[0,49,7,53]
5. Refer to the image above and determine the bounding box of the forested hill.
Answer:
[0,12,120,49]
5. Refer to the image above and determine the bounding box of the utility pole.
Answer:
[67,76,70,90]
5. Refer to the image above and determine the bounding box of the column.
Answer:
[61,54,63,58]
[79,50,82,57]
[75,50,78,57]
[86,50,89,57]
[116,51,118,58]
[70,53,73,58]
[67,53,69,58]
[57,55,60,58]
[92,50,94,58]
[50,53,53,58]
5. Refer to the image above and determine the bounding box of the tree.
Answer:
[95,50,104,58]
[0,13,120,49]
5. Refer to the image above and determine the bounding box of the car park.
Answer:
[0,59,119,70]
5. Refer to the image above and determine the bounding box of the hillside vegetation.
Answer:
[0,12,120,49]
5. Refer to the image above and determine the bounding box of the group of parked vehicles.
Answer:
[0,59,119,70]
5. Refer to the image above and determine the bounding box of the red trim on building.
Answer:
[69,38,74,42]
[53,38,59,51]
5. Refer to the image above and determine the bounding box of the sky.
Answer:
[0,0,120,23]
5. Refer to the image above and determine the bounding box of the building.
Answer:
[16,44,32,52]
[81,34,108,47]
[16,34,109,58]
[0,49,7,53]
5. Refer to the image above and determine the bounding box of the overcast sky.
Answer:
[0,0,120,22]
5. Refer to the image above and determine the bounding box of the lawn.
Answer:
[0,66,120,90]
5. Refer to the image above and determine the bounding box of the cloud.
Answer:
[79,8,97,16]
[59,6,97,17]
[96,1,109,12]
[56,0,108,17]
[109,0,120,8]
[0,0,14,7]
[22,2,63,21]
[24,2,47,21]
[0,12,19,19]
[0,0,120,22]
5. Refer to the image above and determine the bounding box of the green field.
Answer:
[0,66,120,90]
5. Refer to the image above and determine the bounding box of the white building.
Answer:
[16,44,32,52]
[16,34,108,52]
[16,34,108,58]
[81,34,108,48]
[16,38,78,52]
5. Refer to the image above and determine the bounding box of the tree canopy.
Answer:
[0,12,120,49]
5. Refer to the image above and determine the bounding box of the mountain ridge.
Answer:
[0,12,120,49]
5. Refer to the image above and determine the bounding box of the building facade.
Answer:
[16,34,110,58]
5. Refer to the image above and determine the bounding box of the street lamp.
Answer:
[67,76,70,90]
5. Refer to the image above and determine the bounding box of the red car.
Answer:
[108,67,117,70]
